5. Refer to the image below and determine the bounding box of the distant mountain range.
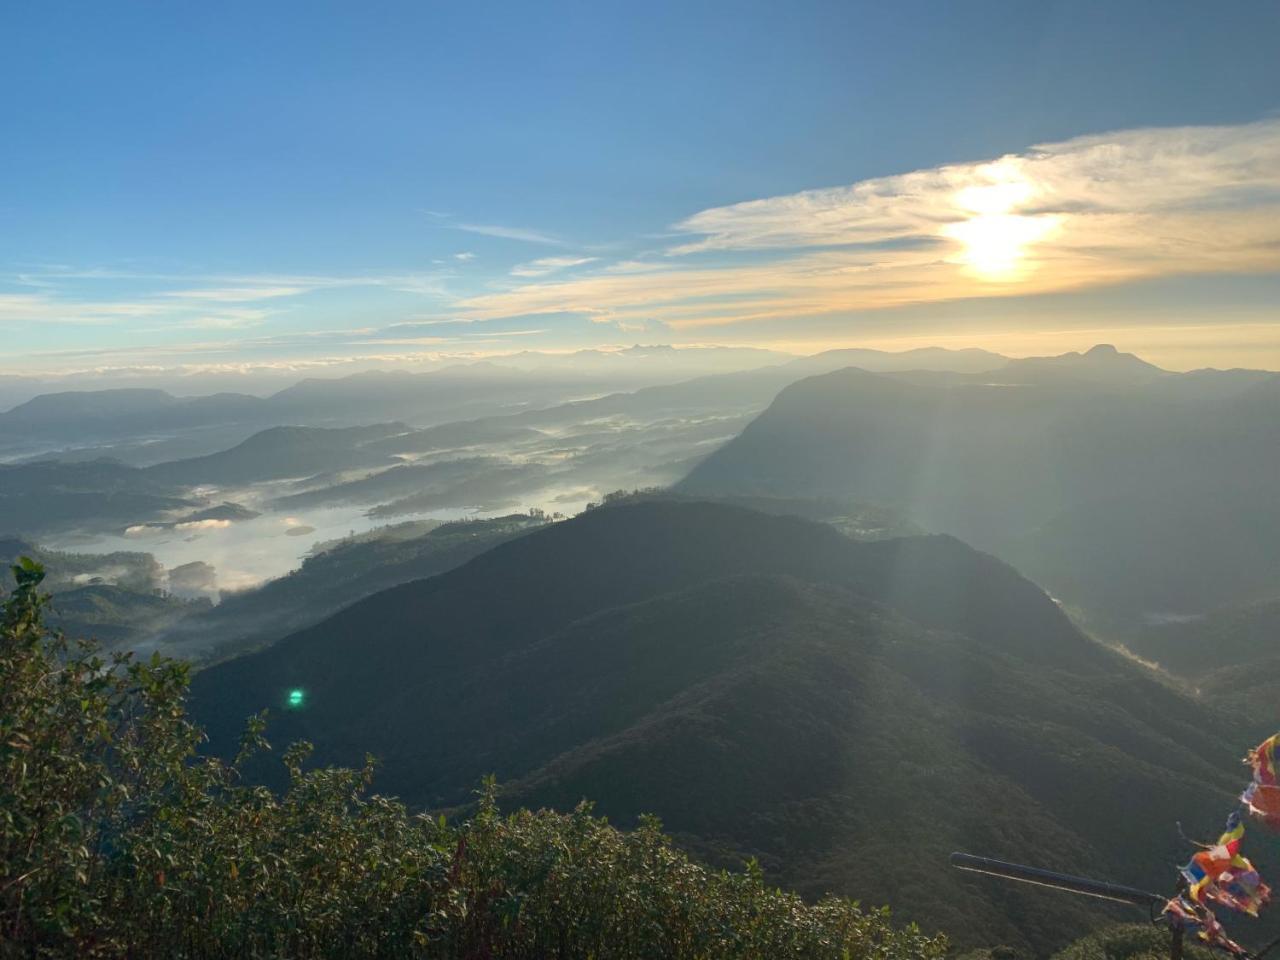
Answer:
[0,345,1025,538]
[190,499,1242,953]
[680,346,1280,627]
[0,345,1013,449]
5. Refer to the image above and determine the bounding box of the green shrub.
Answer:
[1049,924,1215,960]
[1,558,947,959]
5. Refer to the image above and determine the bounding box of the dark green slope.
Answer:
[1201,655,1280,729]
[1127,597,1280,677]
[191,501,1242,952]
[1132,597,1280,725]
[502,578,1232,952]
[1004,483,1280,622]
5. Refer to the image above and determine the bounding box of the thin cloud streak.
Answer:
[454,223,565,245]
[162,286,310,302]
[0,270,456,328]
[510,256,598,278]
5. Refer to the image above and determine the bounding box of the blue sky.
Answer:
[4,0,1280,374]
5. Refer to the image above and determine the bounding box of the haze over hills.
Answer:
[680,346,1280,628]
[0,344,1013,458]
[151,513,547,660]
[0,344,1021,590]
[8,340,1276,636]
[189,499,1243,952]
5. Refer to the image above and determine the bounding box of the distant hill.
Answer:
[143,422,409,486]
[0,537,199,648]
[1126,596,1280,721]
[362,419,545,457]
[995,343,1167,385]
[1201,653,1280,729]
[0,459,194,536]
[0,536,162,594]
[45,583,206,648]
[191,500,1241,953]
[785,345,1008,376]
[0,373,44,411]
[0,389,269,442]
[3,388,177,422]
[679,353,1280,627]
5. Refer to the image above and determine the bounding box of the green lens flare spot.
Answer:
[287,688,305,708]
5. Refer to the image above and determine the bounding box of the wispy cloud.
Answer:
[163,285,310,302]
[457,119,1280,329]
[0,269,455,329]
[0,293,171,325]
[454,222,565,245]
[510,256,598,278]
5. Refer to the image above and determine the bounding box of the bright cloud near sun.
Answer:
[460,119,1280,328]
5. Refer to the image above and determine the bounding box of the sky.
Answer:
[3,0,1280,376]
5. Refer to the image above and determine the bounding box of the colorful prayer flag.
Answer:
[1181,813,1271,916]
[1164,897,1250,956]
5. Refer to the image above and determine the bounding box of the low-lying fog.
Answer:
[39,410,747,597]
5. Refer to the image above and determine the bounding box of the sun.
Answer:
[943,176,1060,280]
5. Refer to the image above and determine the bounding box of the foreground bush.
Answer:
[1049,924,1216,960]
[1,559,947,959]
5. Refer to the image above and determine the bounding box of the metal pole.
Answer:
[950,852,1168,908]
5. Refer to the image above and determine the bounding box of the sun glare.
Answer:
[945,213,1060,278]
[943,173,1060,280]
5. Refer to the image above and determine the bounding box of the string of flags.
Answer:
[1163,733,1280,956]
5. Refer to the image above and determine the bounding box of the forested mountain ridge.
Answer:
[190,499,1244,952]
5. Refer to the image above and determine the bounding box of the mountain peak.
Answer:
[994,343,1166,384]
